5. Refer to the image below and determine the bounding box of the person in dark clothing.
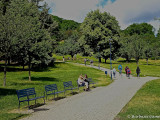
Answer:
[127,68,131,79]
[125,66,128,77]
[136,66,140,77]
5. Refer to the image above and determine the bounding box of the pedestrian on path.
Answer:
[113,67,116,78]
[118,64,122,76]
[84,58,87,66]
[90,60,93,66]
[136,66,140,78]
[127,68,131,79]
[63,56,65,62]
[125,66,128,77]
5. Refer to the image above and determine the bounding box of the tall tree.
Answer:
[57,31,80,59]
[119,33,133,62]
[130,35,145,65]
[124,23,155,36]
[80,9,120,62]
[0,0,54,83]
[143,34,155,64]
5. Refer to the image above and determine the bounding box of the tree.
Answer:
[119,33,133,62]
[80,9,120,62]
[124,23,155,36]
[130,35,145,65]
[0,0,18,86]
[143,34,155,64]
[57,31,80,59]
[0,0,54,83]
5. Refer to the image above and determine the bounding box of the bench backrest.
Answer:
[45,84,58,92]
[88,78,92,81]
[17,88,35,98]
[63,81,73,88]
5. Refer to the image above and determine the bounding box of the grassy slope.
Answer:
[114,79,160,120]
[53,54,160,77]
[0,62,111,120]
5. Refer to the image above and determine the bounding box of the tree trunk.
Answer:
[3,55,7,86]
[23,65,25,70]
[99,57,101,63]
[126,56,129,63]
[105,58,107,63]
[8,57,11,65]
[71,55,74,60]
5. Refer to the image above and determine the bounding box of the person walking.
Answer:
[136,66,140,78]
[90,60,93,66]
[84,58,87,66]
[125,66,128,77]
[118,64,122,76]
[113,67,116,78]
[127,68,131,79]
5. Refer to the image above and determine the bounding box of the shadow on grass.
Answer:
[10,82,45,86]
[28,103,46,110]
[54,96,66,101]
[0,88,17,96]
[22,77,59,82]
[71,91,79,95]
[117,59,136,63]
[33,108,49,112]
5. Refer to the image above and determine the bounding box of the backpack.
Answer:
[127,69,131,74]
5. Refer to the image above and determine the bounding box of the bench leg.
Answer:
[43,97,45,104]
[18,102,20,109]
[64,90,66,96]
[35,99,36,105]
[28,100,30,109]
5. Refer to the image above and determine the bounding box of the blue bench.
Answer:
[88,78,96,86]
[16,88,45,109]
[63,81,77,95]
[45,84,64,100]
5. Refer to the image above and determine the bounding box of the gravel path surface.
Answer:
[21,64,158,120]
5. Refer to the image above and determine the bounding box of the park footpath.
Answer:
[21,63,158,120]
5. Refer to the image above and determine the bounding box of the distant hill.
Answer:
[52,15,81,31]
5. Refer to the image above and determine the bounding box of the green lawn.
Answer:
[114,79,160,120]
[0,62,111,120]
[53,54,160,77]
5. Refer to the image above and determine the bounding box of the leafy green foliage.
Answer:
[56,31,80,58]
[80,9,120,60]
[52,15,80,41]
[124,23,155,36]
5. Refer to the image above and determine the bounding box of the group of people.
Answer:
[84,58,93,66]
[78,74,90,91]
[124,66,131,79]
[112,64,141,79]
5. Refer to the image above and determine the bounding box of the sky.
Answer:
[42,0,160,33]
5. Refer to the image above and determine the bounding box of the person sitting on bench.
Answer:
[78,75,89,91]
[84,74,90,91]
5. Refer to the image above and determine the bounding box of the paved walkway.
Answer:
[21,64,158,120]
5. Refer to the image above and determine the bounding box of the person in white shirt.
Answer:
[113,67,116,78]
[78,75,89,91]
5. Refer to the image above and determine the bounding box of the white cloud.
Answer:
[44,0,102,22]
[43,0,160,32]
[101,0,160,31]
